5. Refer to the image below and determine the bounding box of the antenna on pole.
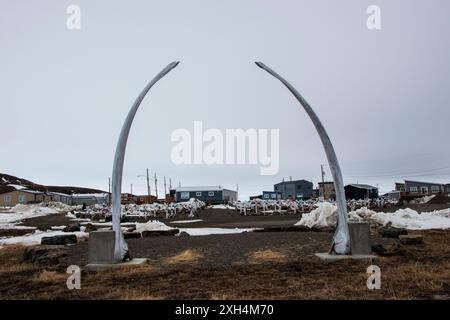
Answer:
[146,168,151,202]
[154,172,158,199]
[321,164,326,199]
[164,176,167,200]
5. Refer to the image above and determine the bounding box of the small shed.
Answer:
[345,184,378,200]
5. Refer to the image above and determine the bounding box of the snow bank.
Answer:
[368,208,450,230]
[294,204,450,230]
[294,203,337,228]
[135,220,173,233]
[0,230,88,246]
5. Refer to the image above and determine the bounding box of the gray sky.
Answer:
[1,0,450,199]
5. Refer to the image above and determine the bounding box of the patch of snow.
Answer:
[66,212,77,219]
[7,184,27,190]
[50,226,67,230]
[0,230,88,246]
[170,219,203,224]
[0,202,75,226]
[135,220,173,233]
[178,227,254,236]
[209,204,235,210]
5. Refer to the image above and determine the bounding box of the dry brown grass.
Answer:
[162,249,203,264]
[33,270,67,283]
[248,249,288,263]
[0,230,449,299]
[0,244,35,273]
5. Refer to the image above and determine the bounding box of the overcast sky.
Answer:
[1,0,450,199]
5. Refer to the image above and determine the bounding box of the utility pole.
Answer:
[320,164,326,199]
[146,168,151,197]
[154,172,158,199]
[169,178,172,190]
[236,183,239,201]
[164,176,167,198]
[131,183,133,195]
[108,177,111,205]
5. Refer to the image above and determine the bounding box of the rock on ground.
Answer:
[41,234,77,246]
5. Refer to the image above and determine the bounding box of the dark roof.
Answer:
[274,179,312,186]
[346,184,377,190]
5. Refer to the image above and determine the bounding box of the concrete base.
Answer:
[315,253,376,261]
[85,258,148,272]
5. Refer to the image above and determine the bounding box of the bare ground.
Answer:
[1,205,449,300]
[0,229,449,300]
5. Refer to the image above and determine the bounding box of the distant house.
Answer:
[0,189,47,207]
[345,184,378,200]
[132,195,157,205]
[262,191,280,200]
[175,186,237,204]
[318,181,336,200]
[395,182,406,192]
[383,191,401,201]
[403,180,448,195]
[274,179,313,200]
[48,192,71,205]
[71,193,109,206]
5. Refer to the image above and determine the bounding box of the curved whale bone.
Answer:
[255,61,350,254]
[111,61,180,260]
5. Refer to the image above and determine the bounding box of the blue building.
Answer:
[175,186,237,204]
[274,179,313,199]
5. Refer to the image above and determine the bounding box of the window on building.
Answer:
[264,194,269,199]
[196,192,202,197]
[208,191,214,196]
[18,195,26,204]
[4,195,12,203]
[409,187,418,193]
[431,186,440,193]
[271,193,276,199]
[180,192,189,200]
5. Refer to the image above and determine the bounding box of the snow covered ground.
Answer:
[295,203,450,230]
[0,202,73,225]
[170,219,203,224]
[178,227,255,236]
[0,230,88,246]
